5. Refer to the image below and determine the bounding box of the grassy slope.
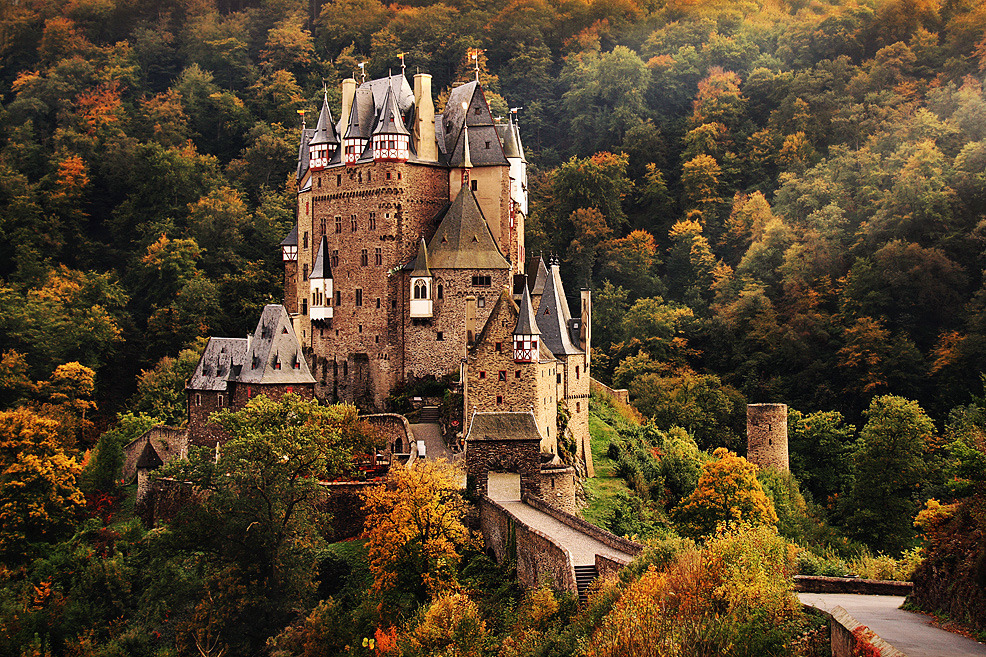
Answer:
[580,394,637,527]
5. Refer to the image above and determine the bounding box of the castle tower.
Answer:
[746,403,789,471]
[280,227,298,315]
[409,237,433,318]
[372,83,410,162]
[308,92,338,171]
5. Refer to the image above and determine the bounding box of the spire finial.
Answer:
[398,52,406,75]
[358,61,367,84]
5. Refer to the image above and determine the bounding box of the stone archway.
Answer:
[464,412,543,500]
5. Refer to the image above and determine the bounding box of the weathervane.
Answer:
[510,107,523,124]
[358,61,367,83]
[469,48,484,82]
[398,52,406,75]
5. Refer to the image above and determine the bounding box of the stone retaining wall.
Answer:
[808,605,906,657]
[522,494,644,558]
[589,378,629,405]
[595,554,626,580]
[363,413,412,454]
[479,497,577,594]
[795,575,914,596]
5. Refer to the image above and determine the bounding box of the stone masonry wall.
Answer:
[188,383,314,448]
[478,496,577,594]
[747,403,789,471]
[540,465,577,514]
[466,437,542,499]
[523,494,644,559]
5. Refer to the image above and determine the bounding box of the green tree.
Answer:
[787,409,856,507]
[844,395,935,555]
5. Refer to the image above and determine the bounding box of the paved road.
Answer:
[799,593,986,657]
[498,500,635,566]
[409,422,453,461]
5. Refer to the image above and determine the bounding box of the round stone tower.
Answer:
[746,403,789,471]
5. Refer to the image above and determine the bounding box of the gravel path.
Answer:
[799,593,986,657]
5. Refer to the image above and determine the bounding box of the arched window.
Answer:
[413,280,428,299]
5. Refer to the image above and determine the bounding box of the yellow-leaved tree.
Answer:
[673,447,777,539]
[0,407,85,560]
[362,460,474,606]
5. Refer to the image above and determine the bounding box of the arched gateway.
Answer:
[464,412,543,500]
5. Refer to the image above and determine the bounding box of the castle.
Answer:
[279,71,593,473]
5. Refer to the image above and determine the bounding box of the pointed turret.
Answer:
[343,87,374,164]
[530,255,549,308]
[372,83,411,162]
[308,92,338,171]
[538,256,581,356]
[310,236,333,323]
[410,237,433,318]
[513,278,540,363]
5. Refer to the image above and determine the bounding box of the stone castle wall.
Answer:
[539,465,577,514]
[466,437,542,499]
[746,403,789,471]
[187,383,314,448]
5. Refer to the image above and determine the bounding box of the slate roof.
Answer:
[311,235,331,279]
[473,288,555,363]
[425,187,510,270]
[372,83,411,137]
[238,305,316,385]
[345,87,376,141]
[537,261,582,356]
[439,82,508,167]
[498,120,525,161]
[465,411,544,442]
[280,225,298,247]
[362,73,414,114]
[188,337,248,391]
[410,237,431,277]
[515,281,540,335]
[188,305,315,391]
[309,93,339,146]
[530,256,549,296]
[296,128,314,180]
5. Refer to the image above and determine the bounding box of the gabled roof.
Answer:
[372,83,411,137]
[465,411,544,442]
[280,225,298,247]
[362,73,414,113]
[440,82,508,167]
[188,337,248,391]
[538,261,582,356]
[515,282,540,335]
[410,237,431,277]
[310,235,331,279]
[344,87,376,141]
[472,288,555,363]
[239,305,317,385]
[309,93,339,146]
[426,187,510,270]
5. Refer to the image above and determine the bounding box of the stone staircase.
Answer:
[419,406,440,423]
[574,565,598,604]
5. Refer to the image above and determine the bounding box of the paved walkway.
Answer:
[409,423,453,461]
[498,500,636,566]
[799,593,986,657]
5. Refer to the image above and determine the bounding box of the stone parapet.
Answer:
[522,494,643,559]
[794,575,914,596]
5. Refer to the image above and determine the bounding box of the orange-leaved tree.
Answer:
[361,460,474,607]
[0,407,85,560]
[673,447,777,539]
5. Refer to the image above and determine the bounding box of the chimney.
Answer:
[580,287,591,361]
[465,295,477,344]
[340,78,357,128]
[413,73,437,162]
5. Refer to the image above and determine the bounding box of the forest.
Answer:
[1,0,986,653]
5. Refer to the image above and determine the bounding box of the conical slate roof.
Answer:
[280,225,298,247]
[310,235,331,279]
[373,84,411,136]
[296,128,314,179]
[410,237,431,277]
[500,120,524,161]
[538,260,581,356]
[309,93,339,146]
[531,256,549,296]
[515,279,540,335]
[426,187,510,270]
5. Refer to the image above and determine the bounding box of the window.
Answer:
[437,284,443,299]
[497,395,504,405]
[302,263,308,280]
[303,231,308,249]
[358,324,362,333]
[317,177,321,188]
[474,107,481,115]
[515,370,521,378]
[369,212,376,230]
[335,290,341,306]
[397,172,402,180]
[195,393,201,406]
[351,215,357,231]
[413,280,428,299]
[302,299,308,315]
[386,172,392,180]
[355,289,363,306]
[337,174,342,186]
[335,216,342,233]
[495,342,502,352]
[479,371,486,379]
[576,366,580,379]
[485,141,491,149]
[392,299,397,309]
[375,247,382,265]
[361,249,368,266]
[320,217,326,236]
[376,297,381,308]
[477,297,485,308]
[576,402,581,413]
[557,373,562,384]
[498,371,507,381]
[331,250,339,267]
[274,361,281,370]
[471,275,491,287]
[217,394,224,407]
[471,179,478,191]
[437,331,444,341]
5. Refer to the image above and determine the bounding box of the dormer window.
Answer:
[414,280,428,299]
